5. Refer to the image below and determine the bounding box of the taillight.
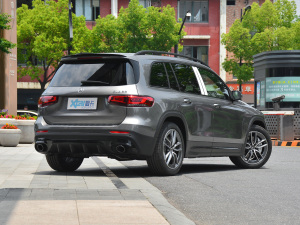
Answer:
[108,95,154,107]
[38,96,58,108]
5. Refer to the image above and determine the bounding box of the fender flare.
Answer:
[153,111,190,151]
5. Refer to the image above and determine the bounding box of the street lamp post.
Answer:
[174,11,191,54]
[68,0,73,55]
[239,5,251,92]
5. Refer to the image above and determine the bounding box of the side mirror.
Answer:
[232,91,242,101]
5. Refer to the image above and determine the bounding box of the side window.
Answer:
[150,63,169,88]
[171,63,201,95]
[165,63,180,91]
[198,68,230,100]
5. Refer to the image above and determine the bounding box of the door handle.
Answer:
[214,104,221,108]
[183,98,192,104]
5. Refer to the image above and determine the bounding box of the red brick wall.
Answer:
[118,0,130,12]
[182,0,220,74]
[100,0,111,17]
[183,39,209,46]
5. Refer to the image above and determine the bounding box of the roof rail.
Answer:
[135,50,209,67]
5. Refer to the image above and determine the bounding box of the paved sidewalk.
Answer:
[0,144,195,225]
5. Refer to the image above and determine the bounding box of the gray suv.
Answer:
[34,51,272,176]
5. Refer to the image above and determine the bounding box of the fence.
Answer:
[264,110,300,140]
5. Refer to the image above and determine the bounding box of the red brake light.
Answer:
[38,96,58,108]
[108,95,154,107]
[110,131,130,134]
[36,130,48,133]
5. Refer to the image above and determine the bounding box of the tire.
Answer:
[46,154,84,172]
[230,125,272,169]
[147,122,185,176]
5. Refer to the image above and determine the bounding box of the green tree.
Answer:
[221,0,298,86]
[17,0,89,90]
[0,13,16,53]
[85,0,184,53]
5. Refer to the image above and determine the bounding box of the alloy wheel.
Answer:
[242,131,268,165]
[163,129,183,169]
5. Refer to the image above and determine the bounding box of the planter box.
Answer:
[0,119,18,146]
[0,129,21,147]
[17,120,36,144]
[0,118,18,126]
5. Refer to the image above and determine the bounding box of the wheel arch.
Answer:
[251,118,267,130]
[241,116,268,155]
[154,112,189,156]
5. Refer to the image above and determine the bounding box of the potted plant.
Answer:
[0,123,21,147]
[15,115,36,144]
[0,109,18,127]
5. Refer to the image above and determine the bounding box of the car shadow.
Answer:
[33,161,255,178]
[114,163,242,178]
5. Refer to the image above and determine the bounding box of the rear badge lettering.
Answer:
[113,90,127,94]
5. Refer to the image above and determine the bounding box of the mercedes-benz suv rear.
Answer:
[35,51,272,175]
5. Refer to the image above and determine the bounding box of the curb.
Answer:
[272,140,300,147]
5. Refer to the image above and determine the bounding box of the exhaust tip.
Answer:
[35,142,48,153]
[116,145,126,153]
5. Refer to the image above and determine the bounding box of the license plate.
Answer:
[67,98,98,110]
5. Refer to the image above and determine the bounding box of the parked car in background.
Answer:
[34,51,272,176]
[17,110,38,117]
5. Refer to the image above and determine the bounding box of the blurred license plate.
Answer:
[67,98,97,110]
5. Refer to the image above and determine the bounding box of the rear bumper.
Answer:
[34,117,156,160]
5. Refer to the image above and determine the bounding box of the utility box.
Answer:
[280,115,294,141]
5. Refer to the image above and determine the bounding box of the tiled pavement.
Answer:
[0,144,195,225]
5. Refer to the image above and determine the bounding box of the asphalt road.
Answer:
[120,146,300,225]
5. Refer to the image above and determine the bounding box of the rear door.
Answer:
[41,58,138,125]
[197,68,246,156]
[168,63,214,157]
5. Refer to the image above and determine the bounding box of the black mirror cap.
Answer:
[232,91,242,101]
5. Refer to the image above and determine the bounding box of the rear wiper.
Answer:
[81,80,110,86]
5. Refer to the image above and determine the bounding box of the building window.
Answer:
[179,0,208,23]
[180,46,208,65]
[139,0,151,7]
[139,0,161,8]
[227,0,235,5]
[71,0,100,21]
[17,49,45,67]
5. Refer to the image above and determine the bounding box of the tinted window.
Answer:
[198,68,230,99]
[150,63,169,88]
[165,63,180,91]
[50,61,135,87]
[171,64,200,95]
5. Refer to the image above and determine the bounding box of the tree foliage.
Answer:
[221,0,299,85]
[0,13,16,54]
[17,0,89,90]
[17,0,184,90]
[81,0,184,54]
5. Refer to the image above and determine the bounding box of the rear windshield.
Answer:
[49,61,136,87]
